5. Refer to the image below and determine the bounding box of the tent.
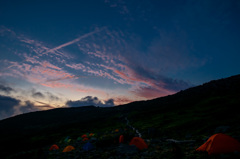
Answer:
[129,137,148,150]
[119,135,124,143]
[89,133,95,137]
[83,142,94,151]
[196,133,240,155]
[62,145,75,152]
[83,137,89,141]
[49,144,59,151]
[82,134,88,138]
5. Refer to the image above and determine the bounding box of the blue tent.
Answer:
[82,142,94,151]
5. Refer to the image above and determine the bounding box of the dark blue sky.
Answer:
[0,0,240,119]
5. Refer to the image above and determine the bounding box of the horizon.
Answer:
[1,0,240,120]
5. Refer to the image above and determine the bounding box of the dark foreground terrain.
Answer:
[0,74,240,158]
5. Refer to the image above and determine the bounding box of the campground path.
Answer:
[124,117,142,138]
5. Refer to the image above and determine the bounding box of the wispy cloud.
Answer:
[105,0,130,15]
[1,26,192,105]
[45,75,85,82]
[75,27,193,100]
[0,26,72,59]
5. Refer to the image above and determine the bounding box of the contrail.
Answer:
[43,27,104,54]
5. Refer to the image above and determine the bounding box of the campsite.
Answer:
[1,0,240,158]
[0,74,240,158]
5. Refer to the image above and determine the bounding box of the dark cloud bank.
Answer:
[0,84,15,94]
[66,96,115,107]
[0,95,20,120]
[0,94,42,120]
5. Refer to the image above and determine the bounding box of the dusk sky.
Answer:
[1,0,240,120]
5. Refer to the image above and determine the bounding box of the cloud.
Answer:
[66,96,115,107]
[105,0,130,15]
[75,28,193,100]
[45,92,60,101]
[2,58,79,90]
[45,75,84,82]
[131,86,174,99]
[19,101,40,114]
[32,101,56,109]
[31,90,61,101]
[32,92,45,99]
[104,98,114,106]
[112,97,134,105]
[0,84,15,94]
[0,94,57,120]
[1,26,194,104]
[0,95,20,120]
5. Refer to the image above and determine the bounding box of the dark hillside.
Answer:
[0,106,121,157]
[0,74,240,158]
[126,74,240,138]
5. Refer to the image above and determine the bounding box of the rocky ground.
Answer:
[9,130,240,159]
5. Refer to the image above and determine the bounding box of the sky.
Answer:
[0,0,240,120]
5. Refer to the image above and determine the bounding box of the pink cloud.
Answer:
[41,82,73,88]
[65,62,127,84]
[102,72,126,84]
[45,75,80,82]
[101,64,153,86]
[24,54,40,64]
[1,28,72,59]
[113,70,135,84]
[66,63,86,70]
[112,97,134,105]
[98,60,176,100]
[131,86,175,99]
[87,51,108,61]
[3,57,77,87]
[42,61,61,70]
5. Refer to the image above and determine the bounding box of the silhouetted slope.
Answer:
[0,106,120,157]
[0,74,240,157]
[125,74,240,137]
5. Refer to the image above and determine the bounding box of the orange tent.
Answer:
[129,137,148,150]
[49,144,59,151]
[119,135,124,143]
[89,133,94,137]
[196,133,240,155]
[62,145,75,152]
